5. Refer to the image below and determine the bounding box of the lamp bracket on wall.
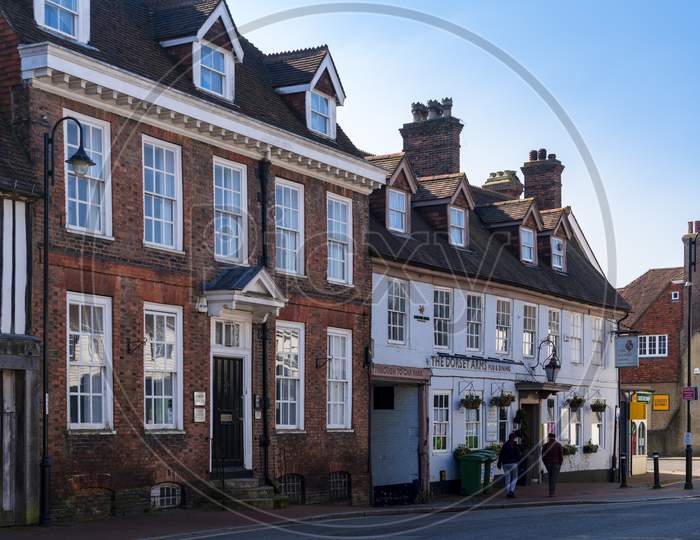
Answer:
[127,338,147,355]
[458,380,477,397]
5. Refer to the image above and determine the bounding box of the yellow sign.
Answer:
[630,401,647,420]
[652,394,670,411]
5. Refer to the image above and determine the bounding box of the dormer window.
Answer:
[520,227,535,263]
[551,237,566,271]
[311,92,330,135]
[449,207,466,247]
[34,0,90,42]
[194,41,234,101]
[387,189,408,233]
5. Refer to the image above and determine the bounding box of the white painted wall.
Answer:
[371,272,618,482]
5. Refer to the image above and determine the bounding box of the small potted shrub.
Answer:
[490,392,516,408]
[566,395,586,411]
[460,395,483,410]
[485,442,503,455]
[583,441,599,454]
[563,444,578,456]
[454,444,473,459]
[590,399,607,413]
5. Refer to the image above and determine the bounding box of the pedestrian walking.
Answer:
[497,433,522,498]
[542,433,564,496]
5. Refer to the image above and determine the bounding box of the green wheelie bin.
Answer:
[457,451,493,496]
[480,449,497,494]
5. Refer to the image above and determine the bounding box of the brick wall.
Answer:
[400,117,463,178]
[27,86,372,516]
[521,156,564,211]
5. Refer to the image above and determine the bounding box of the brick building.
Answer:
[0,0,386,523]
[367,100,628,502]
[618,266,685,456]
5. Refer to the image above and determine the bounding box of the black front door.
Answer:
[213,357,244,470]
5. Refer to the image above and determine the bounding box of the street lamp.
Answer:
[685,233,697,491]
[535,337,561,383]
[40,117,95,526]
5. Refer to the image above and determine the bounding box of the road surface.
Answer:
[152,499,700,540]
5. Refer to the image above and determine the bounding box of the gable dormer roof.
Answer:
[413,172,475,209]
[540,207,573,239]
[366,152,418,193]
[475,197,543,229]
[152,0,244,61]
[265,46,346,105]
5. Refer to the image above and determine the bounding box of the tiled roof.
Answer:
[207,265,263,291]
[365,152,405,176]
[370,208,628,311]
[475,198,535,225]
[540,207,571,231]
[0,0,364,158]
[150,0,220,40]
[0,116,40,197]
[470,185,512,206]
[414,173,465,202]
[264,46,329,88]
[618,267,684,326]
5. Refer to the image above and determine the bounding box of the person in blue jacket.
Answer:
[497,433,522,498]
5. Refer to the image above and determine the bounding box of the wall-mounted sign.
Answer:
[615,336,639,368]
[194,408,206,423]
[682,387,698,401]
[485,407,498,442]
[652,394,670,411]
[194,392,206,406]
[430,355,512,373]
[635,391,652,403]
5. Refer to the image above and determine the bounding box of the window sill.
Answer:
[274,269,307,279]
[143,243,186,256]
[215,257,249,266]
[327,278,354,288]
[144,429,186,435]
[275,429,306,435]
[66,227,115,242]
[327,428,354,433]
[68,428,116,436]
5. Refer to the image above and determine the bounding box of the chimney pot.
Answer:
[548,153,556,160]
[497,171,504,176]
[538,148,547,161]
[522,149,564,210]
[441,98,453,117]
[411,102,428,122]
[489,172,497,178]
[427,99,442,120]
[529,150,538,162]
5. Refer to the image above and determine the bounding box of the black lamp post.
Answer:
[536,337,561,383]
[40,117,95,526]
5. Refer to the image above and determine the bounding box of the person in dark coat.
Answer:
[497,433,522,498]
[542,433,564,496]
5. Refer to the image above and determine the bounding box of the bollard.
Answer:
[653,453,661,489]
[620,454,628,488]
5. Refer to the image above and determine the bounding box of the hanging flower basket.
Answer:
[460,395,483,410]
[563,444,578,456]
[566,395,586,411]
[590,399,607,413]
[583,442,599,454]
[490,393,516,408]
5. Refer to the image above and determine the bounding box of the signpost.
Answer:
[682,386,698,401]
[615,336,639,368]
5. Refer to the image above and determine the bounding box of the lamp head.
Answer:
[66,143,95,177]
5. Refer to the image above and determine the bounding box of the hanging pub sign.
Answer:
[615,335,639,368]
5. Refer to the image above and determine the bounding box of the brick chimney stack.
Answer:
[521,149,564,210]
[400,98,463,177]
[482,170,523,200]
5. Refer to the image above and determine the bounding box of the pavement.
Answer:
[648,456,700,476]
[3,472,699,540]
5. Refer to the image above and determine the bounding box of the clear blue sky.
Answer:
[230,0,699,287]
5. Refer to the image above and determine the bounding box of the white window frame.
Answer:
[306,89,336,139]
[671,291,680,301]
[326,328,352,430]
[142,135,183,252]
[551,236,566,271]
[213,156,248,264]
[326,192,353,285]
[522,303,537,358]
[465,293,483,352]
[548,309,561,356]
[275,321,305,431]
[66,292,113,430]
[591,410,605,448]
[520,227,536,263]
[495,298,512,355]
[567,406,582,447]
[34,0,91,43]
[464,395,482,450]
[143,303,184,431]
[433,287,452,350]
[193,40,235,101]
[570,312,583,364]
[432,391,451,453]
[449,206,466,247]
[638,334,668,358]
[591,317,605,365]
[274,178,305,276]
[387,189,408,233]
[63,109,112,239]
[387,278,408,345]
